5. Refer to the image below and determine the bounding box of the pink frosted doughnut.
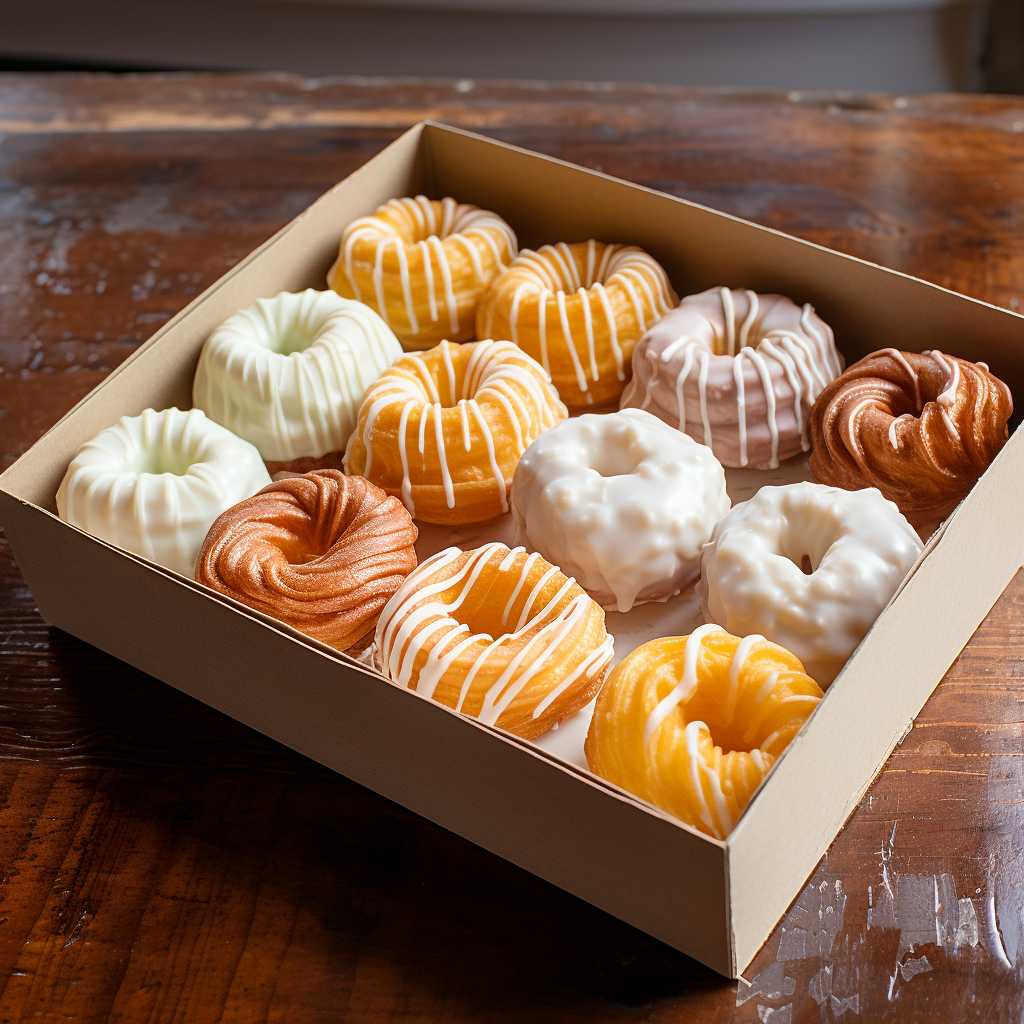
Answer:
[620,287,844,469]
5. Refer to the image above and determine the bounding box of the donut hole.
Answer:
[681,691,746,755]
[589,446,645,479]
[440,553,558,641]
[704,289,773,357]
[134,450,194,477]
[519,241,627,293]
[277,536,324,567]
[777,519,825,576]
[409,346,476,407]
[268,311,329,356]
[444,578,512,641]
[786,549,819,576]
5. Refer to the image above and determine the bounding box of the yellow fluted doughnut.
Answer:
[328,195,517,349]
[585,625,823,839]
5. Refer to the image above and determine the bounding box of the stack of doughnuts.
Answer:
[54,188,1016,841]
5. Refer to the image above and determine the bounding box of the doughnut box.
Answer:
[2,122,1023,978]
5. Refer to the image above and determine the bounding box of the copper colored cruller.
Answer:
[808,348,1013,538]
[196,470,418,652]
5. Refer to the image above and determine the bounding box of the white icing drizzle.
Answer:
[926,349,963,441]
[738,290,759,349]
[372,242,389,326]
[397,401,415,514]
[469,400,508,512]
[579,287,598,381]
[532,638,613,719]
[697,350,712,447]
[509,285,527,347]
[440,339,457,402]
[336,196,516,337]
[643,624,723,747]
[593,283,625,380]
[733,355,748,466]
[674,347,695,433]
[684,719,737,838]
[556,289,589,393]
[725,633,764,725]
[433,403,455,508]
[879,347,922,410]
[432,235,460,335]
[394,240,418,334]
[418,240,438,323]
[459,401,472,451]
[537,287,550,374]
[720,288,736,355]
[754,671,780,705]
[354,340,562,518]
[374,544,613,729]
[929,349,960,407]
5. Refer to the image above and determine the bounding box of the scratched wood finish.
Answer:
[1,73,1023,1022]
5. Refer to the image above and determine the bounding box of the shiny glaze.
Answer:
[622,287,844,469]
[698,481,924,687]
[56,407,271,577]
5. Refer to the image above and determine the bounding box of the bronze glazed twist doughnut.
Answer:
[808,348,1013,536]
[196,470,418,652]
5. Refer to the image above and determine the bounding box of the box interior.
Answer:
[3,121,1024,976]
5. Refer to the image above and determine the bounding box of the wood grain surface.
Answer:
[1,72,1024,1023]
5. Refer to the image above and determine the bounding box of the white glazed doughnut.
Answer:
[56,407,271,576]
[511,408,730,613]
[697,481,923,686]
[621,287,844,469]
[193,289,403,463]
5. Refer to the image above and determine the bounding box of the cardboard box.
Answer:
[2,122,1023,978]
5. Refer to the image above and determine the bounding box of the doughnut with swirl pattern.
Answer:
[808,348,1013,535]
[196,470,418,653]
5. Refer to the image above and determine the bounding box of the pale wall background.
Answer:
[0,0,999,93]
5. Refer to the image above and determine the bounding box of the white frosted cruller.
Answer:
[193,289,403,462]
[698,480,924,687]
[56,407,271,577]
[511,408,731,613]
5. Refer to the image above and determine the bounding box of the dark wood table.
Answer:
[1,73,1023,1023]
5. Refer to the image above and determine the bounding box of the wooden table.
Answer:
[1,73,1023,1023]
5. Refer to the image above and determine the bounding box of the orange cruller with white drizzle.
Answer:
[328,196,517,349]
[585,626,823,840]
[475,240,677,409]
[375,542,614,739]
[344,339,567,525]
